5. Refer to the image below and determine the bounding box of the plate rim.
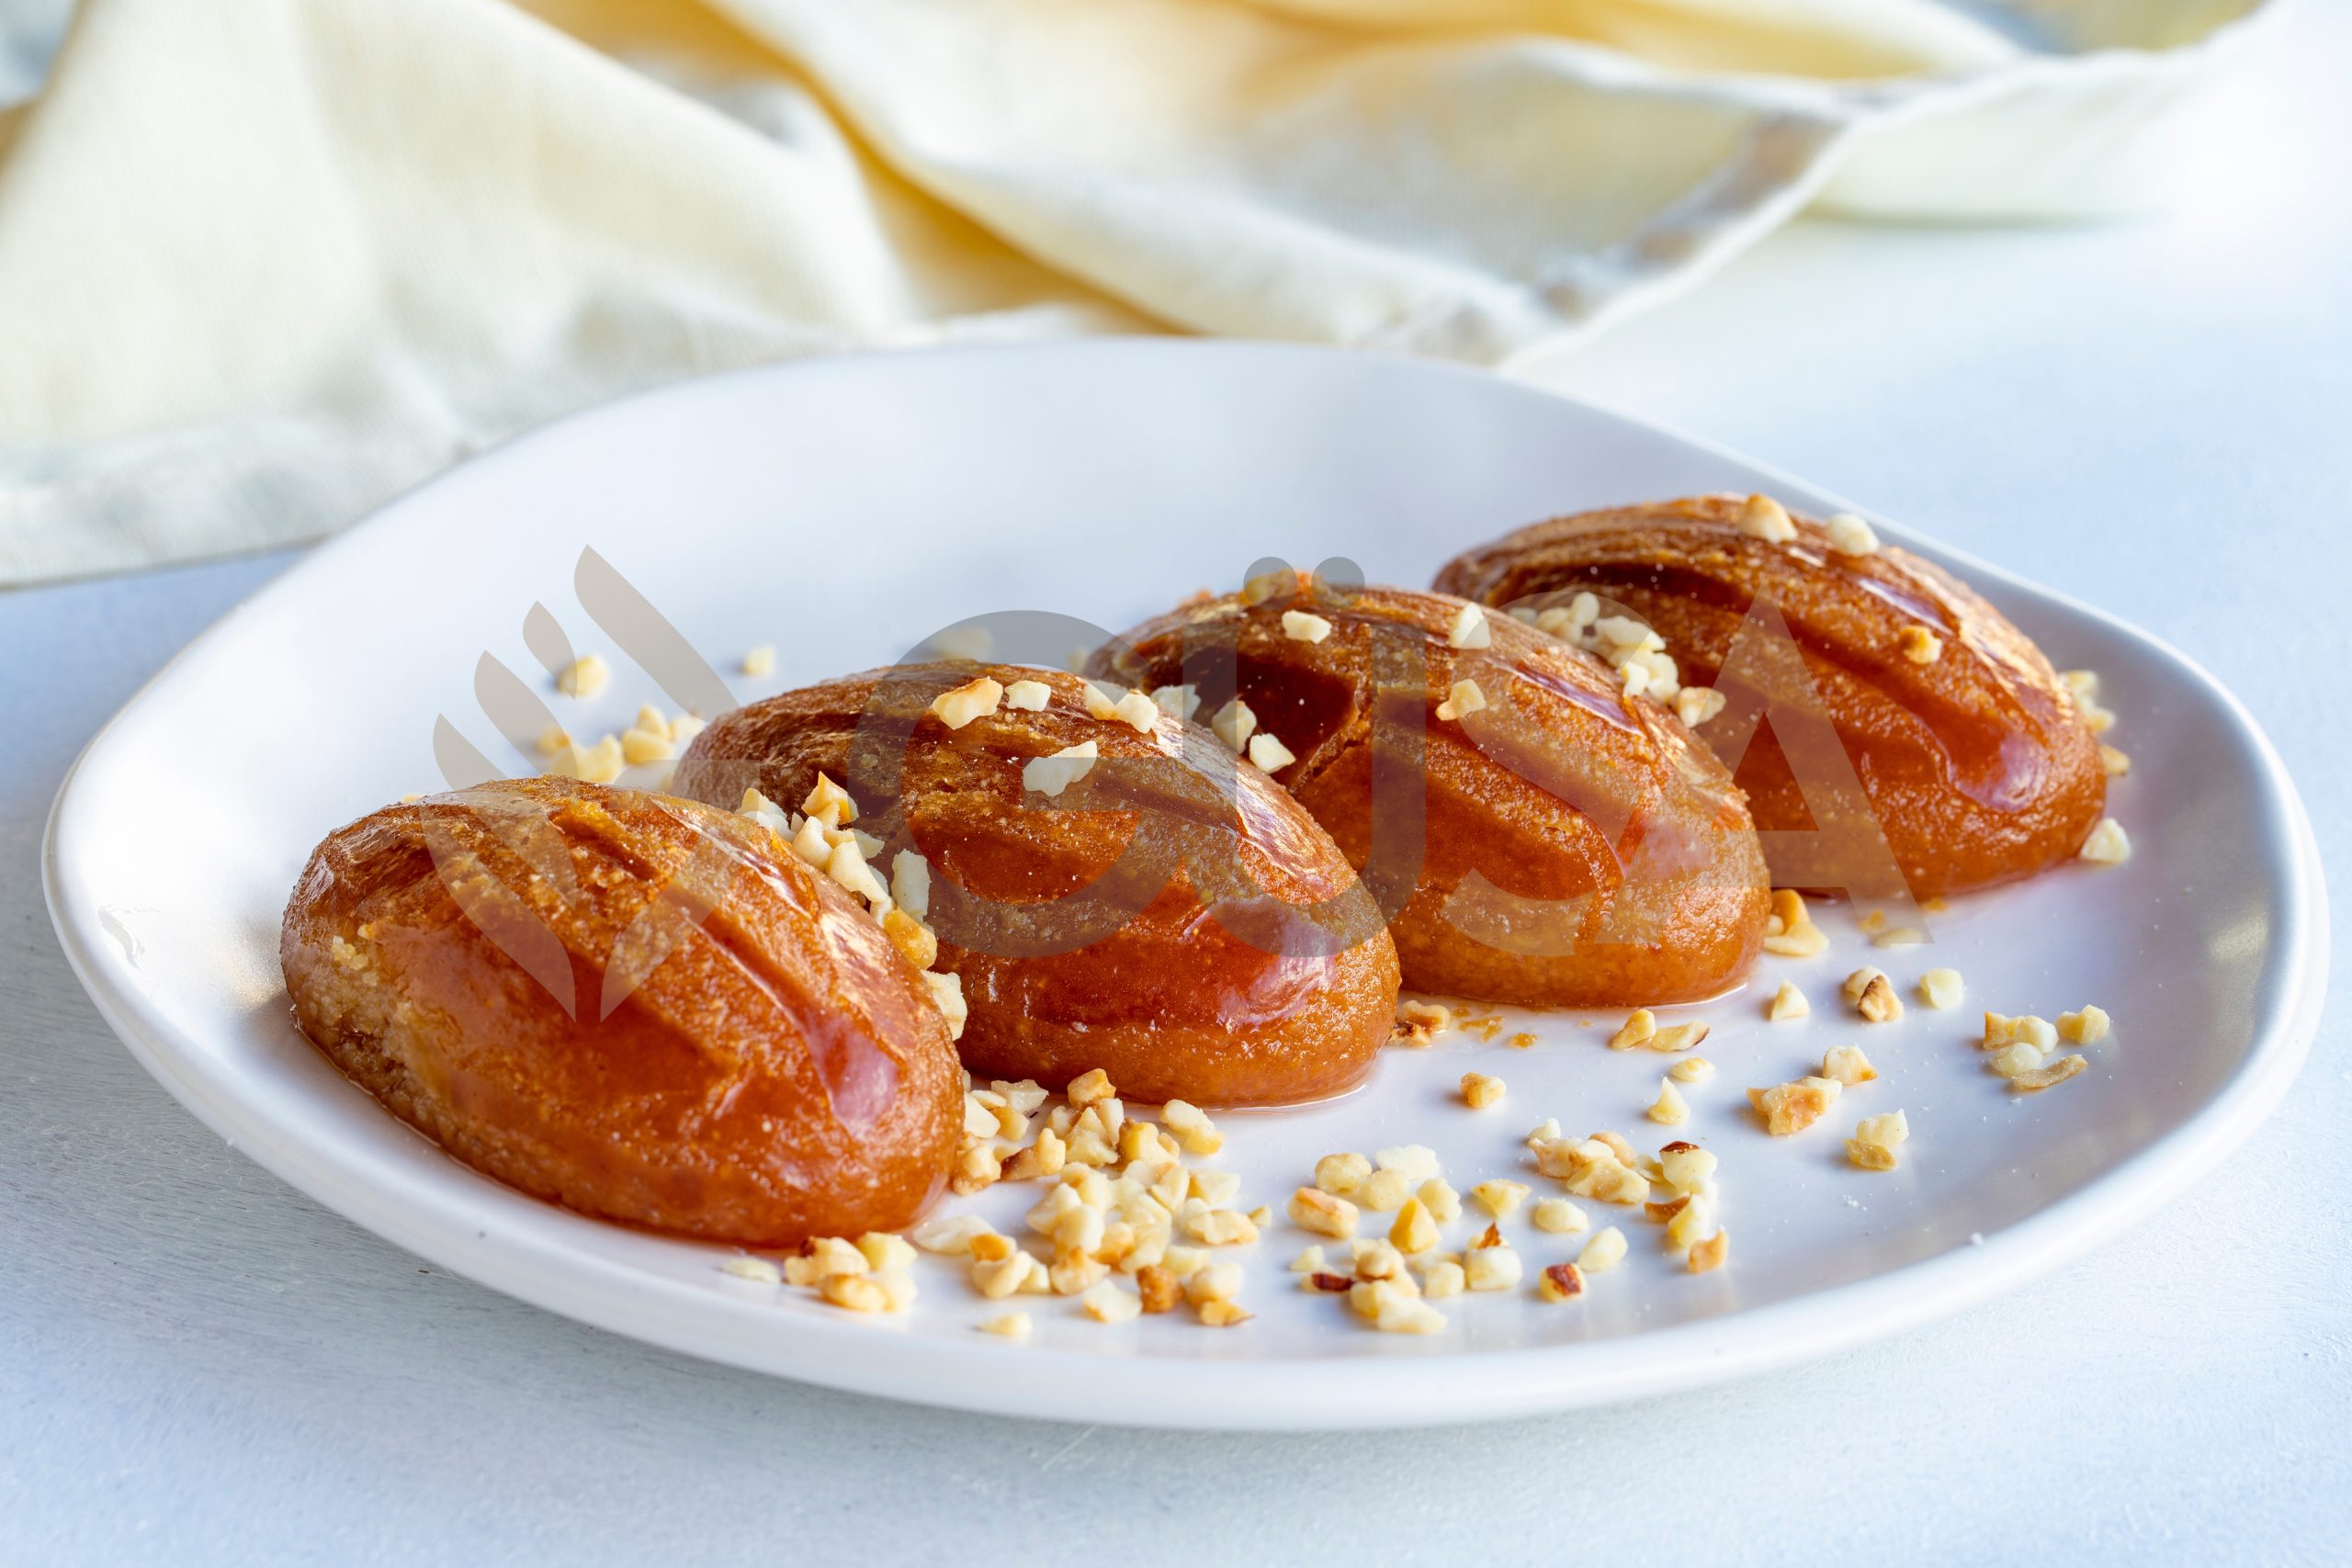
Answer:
[40,338,2333,1428]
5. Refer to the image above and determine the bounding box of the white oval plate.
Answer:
[45,342,2326,1429]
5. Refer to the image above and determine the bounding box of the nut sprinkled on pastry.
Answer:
[929,676,1004,730]
[1826,512,1880,556]
[1675,686,1728,727]
[2100,744,2131,777]
[1022,741,1098,798]
[1447,602,1492,649]
[1898,626,1945,664]
[1739,493,1796,543]
[1246,731,1297,773]
[1281,609,1334,644]
[1433,678,1487,722]
[1209,695,1258,753]
[1002,678,1051,711]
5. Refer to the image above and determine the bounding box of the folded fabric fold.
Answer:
[0,0,2271,583]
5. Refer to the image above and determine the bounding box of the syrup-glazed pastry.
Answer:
[280,775,961,1247]
[1433,494,2107,897]
[1092,577,1769,1008]
[673,666,1401,1107]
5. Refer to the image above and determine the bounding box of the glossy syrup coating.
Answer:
[673,666,1401,1107]
[279,776,961,1247]
[1095,581,1770,1008]
[1433,495,2109,897]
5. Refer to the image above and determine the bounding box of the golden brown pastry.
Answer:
[1432,494,2108,898]
[1093,579,1770,1008]
[280,775,960,1247]
[673,666,1401,1107]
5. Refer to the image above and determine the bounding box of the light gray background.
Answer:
[6,4,2347,1563]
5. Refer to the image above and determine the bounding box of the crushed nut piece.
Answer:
[1196,1300,1253,1328]
[2008,1055,2088,1092]
[1847,1110,1909,1170]
[1748,1077,1843,1135]
[1289,1186,1360,1239]
[1316,1152,1370,1196]
[1068,1068,1114,1108]
[1899,626,1944,664]
[1577,1226,1628,1273]
[1647,1022,1710,1054]
[1917,967,1964,1010]
[1658,1143,1717,1195]
[1001,678,1051,711]
[1210,696,1259,753]
[719,1256,781,1284]
[819,1273,897,1314]
[1080,1280,1141,1323]
[1447,602,1491,649]
[1648,1077,1690,1125]
[1460,1072,1506,1110]
[1669,1057,1716,1084]
[1023,741,1098,798]
[1281,609,1334,644]
[930,676,1005,730]
[1845,967,1905,1023]
[1740,493,1796,543]
[1247,731,1297,773]
[740,645,775,677]
[1531,1198,1589,1235]
[1471,1179,1529,1218]
[1989,1042,2047,1079]
[2058,1006,2111,1044]
[1463,1243,1523,1292]
[979,1311,1032,1338]
[1609,1009,1657,1051]
[1984,1012,2058,1050]
[1357,1168,1412,1212]
[1537,1262,1586,1303]
[1422,1259,1466,1298]
[1419,1178,1462,1224]
[1151,683,1201,720]
[1389,1198,1442,1256]
[1434,678,1487,723]
[1676,687,1727,727]
[1821,1044,1878,1086]
[1689,1230,1730,1273]
[1289,1246,1327,1274]
[2079,818,2132,864]
[2100,743,2131,777]
[556,653,610,699]
[1767,981,1810,1021]
[1826,512,1879,555]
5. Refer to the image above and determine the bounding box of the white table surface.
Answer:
[6,6,2348,1562]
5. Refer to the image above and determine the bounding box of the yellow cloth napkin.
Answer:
[0,0,2268,583]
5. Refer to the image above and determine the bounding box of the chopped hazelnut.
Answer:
[1989,1042,2047,1079]
[1471,1179,1530,1218]
[1537,1262,1586,1303]
[719,1256,781,1284]
[1281,610,1334,644]
[1289,1246,1328,1273]
[556,653,610,699]
[1389,1198,1442,1255]
[882,908,939,972]
[1210,697,1259,753]
[1676,687,1727,727]
[1396,998,1454,1039]
[1739,494,1796,543]
[979,1311,1032,1338]
[1984,1012,2058,1050]
[1845,968,1905,1023]
[1316,1153,1370,1196]
[1080,1280,1142,1323]
[1689,1230,1730,1273]
[923,970,968,1042]
[2058,1006,2111,1044]
[1080,681,1123,722]
[1185,1263,1242,1306]
[1357,1168,1412,1212]
[1002,678,1051,711]
[1288,1186,1360,1239]
[819,1273,897,1314]
[1846,1110,1909,1170]
[1648,1022,1710,1054]
[1648,1077,1690,1125]
[1068,1067,1115,1108]
[1247,731,1297,773]
[1748,1077,1843,1135]
[741,645,776,677]
[2079,818,2132,864]
[1899,626,1944,664]
[2100,744,2131,777]
[1460,1072,1507,1110]
[1196,1300,1253,1328]
[1531,1198,1589,1235]
[1463,1243,1523,1292]
[930,676,1005,730]
[1826,512,1879,555]
[1609,1009,1657,1051]
[1821,1044,1878,1086]
[1917,967,1964,1010]
[1434,678,1487,722]
[1422,1259,1467,1298]
[2007,1055,2088,1091]
[1375,1145,1441,1180]
[1658,1143,1717,1195]
[1111,689,1160,735]
[1022,741,1098,798]
[1151,683,1201,720]
[1136,1265,1181,1314]
[1669,1057,1716,1084]
[1664,1196,1715,1250]
[1576,1226,1628,1273]
[1447,603,1491,649]
[1767,981,1810,1021]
